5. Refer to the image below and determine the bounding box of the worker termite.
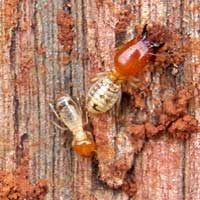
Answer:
[86,24,164,114]
[49,95,96,156]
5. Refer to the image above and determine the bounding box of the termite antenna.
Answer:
[142,24,148,40]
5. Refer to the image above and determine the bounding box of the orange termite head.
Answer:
[72,131,96,157]
[114,24,165,77]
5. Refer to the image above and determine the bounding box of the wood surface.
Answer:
[0,0,199,200]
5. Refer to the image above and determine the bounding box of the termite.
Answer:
[86,24,164,113]
[49,95,96,156]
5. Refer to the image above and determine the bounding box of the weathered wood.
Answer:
[0,0,199,200]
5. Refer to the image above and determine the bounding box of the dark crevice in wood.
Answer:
[115,2,126,47]
[48,1,56,197]
[51,133,56,199]
[32,0,43,182]
[115,32,126,48]
[120,92,132,114]
[16,133,29,166]
[91,156,110,190]
[81,0,87,93]
[113,188,123,198]
[63,0,73,95]
[178,2,186,198]
[116,91,132,134]
[70,0,77,96]
[179,0,184,35]
[166,0,169,26]
[10,26,20,165]
[64,0,72,13]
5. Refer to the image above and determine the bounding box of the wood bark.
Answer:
[0,0,199,200]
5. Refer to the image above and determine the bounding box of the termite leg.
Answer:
[49,103,61,120]
[128,77,140,88]
[129,76,140,82]
[49,103,68,130]
[84,111,89,126]
[115,90,122,118]
[72,93,84,116]
[50,120,68,131]
[81,104,89,127]
[129,81,139,89]
[90,71,109,83]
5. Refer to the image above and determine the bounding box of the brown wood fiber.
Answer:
[0,0,199,199]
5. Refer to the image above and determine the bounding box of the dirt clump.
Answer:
[168,114,199,139]
[57,10,75,54]
[122,178,137,197]
[126,88,199,141]
[3,0,22,42]
[115,5,134,34]
[0,157,48,200]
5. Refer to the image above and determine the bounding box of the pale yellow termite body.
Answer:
[49,95,95,156]
[86,69,126,114]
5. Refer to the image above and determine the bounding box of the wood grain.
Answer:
[0,0,199,200]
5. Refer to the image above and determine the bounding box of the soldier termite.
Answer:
[49,95,96,156]
[86,24,164,114]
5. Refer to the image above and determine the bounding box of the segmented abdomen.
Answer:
[86,77,121,113]
[56,96,83,132]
